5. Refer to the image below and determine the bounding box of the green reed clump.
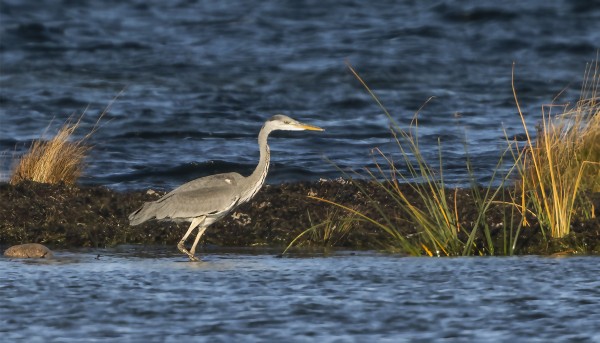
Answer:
[355,64,525,256]
[298,64,517,256]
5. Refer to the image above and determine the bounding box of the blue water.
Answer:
[1,248,600,342]
[1,0,599,190]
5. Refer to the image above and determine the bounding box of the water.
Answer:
[1,1,599,190]
[1,248,599,342]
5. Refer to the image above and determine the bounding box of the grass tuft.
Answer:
[292,63,517,256]
[10,98,114,186]
[10,116,90,185]
[349,63,522,256]
[511,59,600,238]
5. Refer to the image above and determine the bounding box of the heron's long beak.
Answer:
[298,123,324,131]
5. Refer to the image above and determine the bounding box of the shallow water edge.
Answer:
[2,249,600,342]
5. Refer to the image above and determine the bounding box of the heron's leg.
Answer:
[177,217,204,261]
[189,226,209,259]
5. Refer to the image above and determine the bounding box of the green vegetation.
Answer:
[291,60,599,256]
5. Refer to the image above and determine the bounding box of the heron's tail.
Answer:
[128,202,157,226]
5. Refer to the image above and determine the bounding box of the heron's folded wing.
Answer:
[153,184,240,220]
[164,172,244,196]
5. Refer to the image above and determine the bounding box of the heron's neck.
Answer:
[241,126,271,202]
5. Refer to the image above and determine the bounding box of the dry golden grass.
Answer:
[10,117,91,185]
[512,59,600,238]
[9,92,119,186]
[530,63,600,193]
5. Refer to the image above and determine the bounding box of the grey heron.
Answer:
[129,114,324,261]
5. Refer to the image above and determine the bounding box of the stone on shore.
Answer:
[4,243,53,258]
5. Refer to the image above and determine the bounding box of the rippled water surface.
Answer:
[2,248,600,342]
[1,1,599,190]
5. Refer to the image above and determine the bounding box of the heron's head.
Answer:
[265,114,324,132]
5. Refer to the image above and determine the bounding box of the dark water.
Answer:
[2,248,600,342]
[1,0,599,190]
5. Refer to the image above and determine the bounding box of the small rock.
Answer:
[4,243,53,258]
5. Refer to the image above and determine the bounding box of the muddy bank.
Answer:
[1,180,599,255]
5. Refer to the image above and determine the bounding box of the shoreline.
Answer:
[1,180,599,255]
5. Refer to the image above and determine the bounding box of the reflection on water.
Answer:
[1,247,599,342]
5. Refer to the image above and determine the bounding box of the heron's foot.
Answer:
[182,249,201,262]
[177,242,201,262]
